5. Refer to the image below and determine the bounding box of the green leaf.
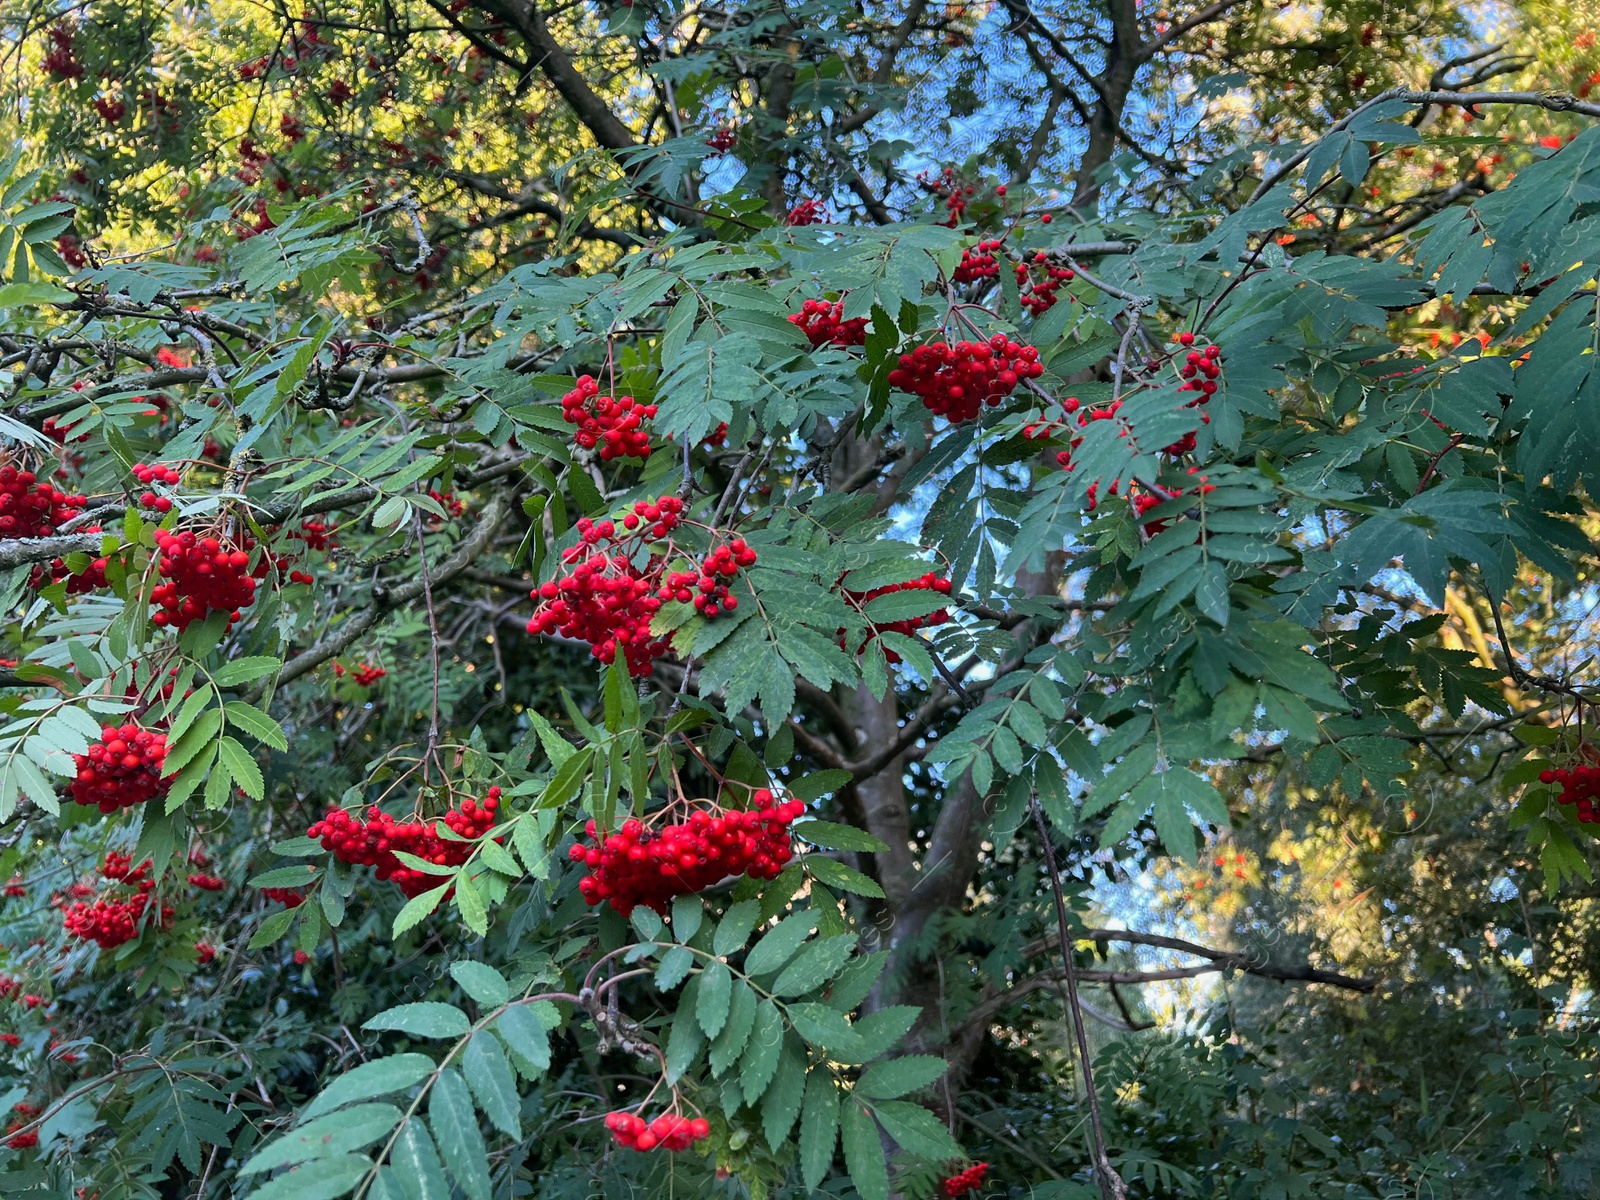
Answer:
[449,962,510,1009]
[224,701,289,750]
[762,1040,807,1147]
[495,1004,551,1078]
[709,981,757,1076]
[241,1104,401,1175]
[665,975,706,1082]
[655,945,694,991]
[803,856,886,899]
[453,872,489,938]
[787,1002,867,1057]
[428,1069,490,1200]
[840,1101,890,1200]
[743,910,819,976]
[302,1055,435,1120]
[390,1119,450,1200]
[772,934,858,998]
[243,1153,371,1200]
[855,1055,948,1099]
[696,959,733,1037]
[392,882,451,938]
[462,1031,521,1138]
[1193,561,1230,627]
[793,820,890,853]
[741,1000,785,1105]
[211,656,282,687]
[363,1003,471,1039]
[799,1070,840,1190]
[219,736,265,800]
[671,894,704,942]
[713,898,760,955]
[870,1098,965,1159]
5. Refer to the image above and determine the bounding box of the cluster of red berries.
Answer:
[657,539,758,618]
[92,96,125,124]
[41,26,83,80]
[952,240,1003,284]
[570,791,803,916]
[5,1121,37,1150]
[69,723,170,814]
[292,519,335,551]
[942,1162,989,1196]
[1539,765,1600,823]
[334,662,387,687]
[427,490,467,521]
[526,497,688,677]
[888,337,1044,423]
[195,942,217,964]
[62,854,170,950]
[1174,332,1223,399]
[306,788,501,898]
[705,127,737,154]
[261,887,305,907]
[133,463,181,513]
[840,573,953,661]
[0,466,85,538]
[916,166,974,226]
[785,198,827,226]
[1016,253,1076,316]
[151,530,262,631]
[789,299,869,348]
[561,376,658,461]
[187,873,226,892]
[3,877,23,898]
[604,1111,711,1153]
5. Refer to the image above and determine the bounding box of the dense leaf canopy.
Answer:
[0,0,1595,1198]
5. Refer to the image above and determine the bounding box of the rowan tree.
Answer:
[0,1,1594,1198]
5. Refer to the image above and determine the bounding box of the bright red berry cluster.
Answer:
[526,497,689,677]
[952,239,1003,284]
[888,337,1044,423]
[62,854,171,950]
[1016,253,1076,316]
[187,873,226,892]
[41,26,83,80]
[570,791,803,916]
[69,723,170,814]
[0,466,85,537]
[705,127,736,154]
[307,788,502,898]
[335,662,387,687]
[195,942,217,964]
[262,887,305,907]
[1174,331,1223,399]
[840,573,953,660]
[658,538,758,618]
[605,1111,711,1152]
[2,877,23,899]
[561,375,658,461]
[151,530,261,632]
[789,299,868,349]
[5,1120,37,1150]
[784,198,826,226]
[1539,765,1600,823]
[133,463,181,514]
[943,1162,989,1196]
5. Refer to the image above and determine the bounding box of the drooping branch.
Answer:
[270,493,510,690]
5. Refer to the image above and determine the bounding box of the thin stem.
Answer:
[1030,794,1127,1200]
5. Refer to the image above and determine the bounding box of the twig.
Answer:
[1030,794,1127,1200]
